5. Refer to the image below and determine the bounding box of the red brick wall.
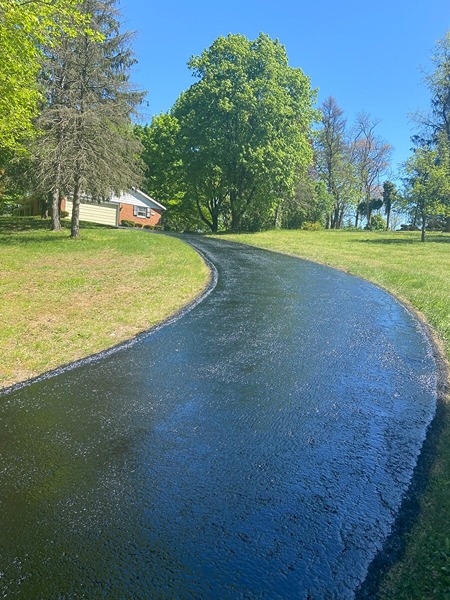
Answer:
[119,203,162,226]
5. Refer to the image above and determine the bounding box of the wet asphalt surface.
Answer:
[0,236,437,599]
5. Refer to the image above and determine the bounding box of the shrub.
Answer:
[60,210,69,218]
[120,219,135,227]
[302,221,322,231]
[143,224,154,230]
[367,214,386,230]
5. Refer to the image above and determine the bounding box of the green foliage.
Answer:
[404,137,450,240]
[134,116,183,203]
[120,219,136,227]
[302,221,322,230]
[279,176,331,229]
[422,30,450,145]
[383,180,400,230]
[315,97,358,229]
[172,33,319,232]
[367,213,386,230]
[32,0,144,237]
[162,196,208,232]
[0,0,88,154]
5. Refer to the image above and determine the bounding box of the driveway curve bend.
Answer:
[0,236,437,599]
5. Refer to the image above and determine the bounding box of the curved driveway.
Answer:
[0,236,437,598]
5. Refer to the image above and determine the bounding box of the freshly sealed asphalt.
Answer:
[0,236,437,598]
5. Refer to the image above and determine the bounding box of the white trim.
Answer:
[109,189,166,211]
[133,189,166,211]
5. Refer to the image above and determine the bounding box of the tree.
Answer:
[412,31,450,231]
[382,180,399,230]
[135,115,184,203]
[172,33,319,232]
[416,31,450,146]
[32,0,144,237]
[0,0,87,154]
[278,174,331,229]
[351,112,392,228]
[315,97,356,229]
[404,138,450,241]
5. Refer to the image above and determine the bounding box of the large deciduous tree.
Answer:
[351,112,392,228]
[404,137,450,241]
[33,0,144,236]
[412,31,450,231]
[172,33,319,232]
[134,116,183,203]
[315,97,357,229]
[418,31,450,145]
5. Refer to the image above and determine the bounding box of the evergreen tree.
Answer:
[33,0,144,236]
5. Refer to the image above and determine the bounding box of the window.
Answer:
[133,206,150,218]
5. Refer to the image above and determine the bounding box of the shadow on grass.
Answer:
[0,217,58,232]
[356,234,450,245]
[0,217,114,244]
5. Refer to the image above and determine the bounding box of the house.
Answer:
[63,189,166,227]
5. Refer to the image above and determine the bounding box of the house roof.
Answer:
[110,189,166,211]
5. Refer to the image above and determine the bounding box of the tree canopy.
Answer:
[171,33,319,232]
[0,0,88,154]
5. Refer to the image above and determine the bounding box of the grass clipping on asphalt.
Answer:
[0,218,209,389]
[216,228,450,600]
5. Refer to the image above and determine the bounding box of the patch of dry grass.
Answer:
[0,218,209,388]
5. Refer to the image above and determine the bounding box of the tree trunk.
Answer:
[386,208,391,231]
[274,200,282,228]
[445,216,450,232]
[230,190,241,232]
[195,196,213,232]
[51,188,61,231]
[41,192,51,219]
[421,213,426,242]
[51,153,62,230]
[366,205,372,230]
[355,211,359,228]
[71,176,81,238]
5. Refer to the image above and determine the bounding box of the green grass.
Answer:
[0,217,209,389]
[215,228,450,599]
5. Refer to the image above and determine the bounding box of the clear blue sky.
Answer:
[119,0,449,175]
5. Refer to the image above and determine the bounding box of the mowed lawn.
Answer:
[0,218,209,389]
[217,228,450,599]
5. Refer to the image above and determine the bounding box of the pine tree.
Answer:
[33,0,144,236]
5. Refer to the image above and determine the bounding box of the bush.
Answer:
[302,221,322,231]
[120,219,135,227]
[367,214,386,231]
[143,224,154,230]
[60,210,69,218]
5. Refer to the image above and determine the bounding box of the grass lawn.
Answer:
[0,217,209,389]
[216,228,450,599]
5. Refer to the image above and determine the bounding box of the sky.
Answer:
[119,0,450,176]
